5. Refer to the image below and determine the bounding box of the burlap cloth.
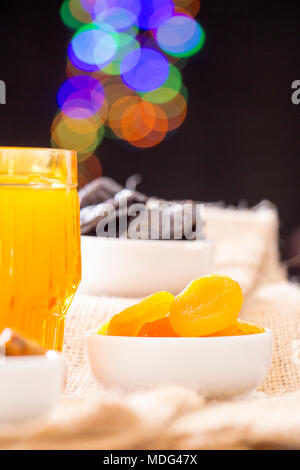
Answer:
[1,201,300,450]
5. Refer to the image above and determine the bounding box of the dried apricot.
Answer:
[207,319,265,336]
[106,291,174,336]
[169,274,243,337]
[97,320,110,335]
[138,316,178,337]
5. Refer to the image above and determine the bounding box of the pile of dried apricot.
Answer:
[97,274,265,337]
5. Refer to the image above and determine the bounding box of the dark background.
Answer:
[0,0,299,256]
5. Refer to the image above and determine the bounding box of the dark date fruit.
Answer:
[79,177,123,209]
[79,176,203,240]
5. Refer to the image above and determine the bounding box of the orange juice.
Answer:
[0,148,81,351]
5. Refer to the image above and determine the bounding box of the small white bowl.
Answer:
[0,351,66,423]
[79,236,214,297]
[85,329,273,398]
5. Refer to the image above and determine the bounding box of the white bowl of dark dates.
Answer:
[79,177,214,298]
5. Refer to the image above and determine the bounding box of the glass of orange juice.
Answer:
[0,148,81,351]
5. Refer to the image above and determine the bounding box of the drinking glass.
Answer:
[0,148,81,351]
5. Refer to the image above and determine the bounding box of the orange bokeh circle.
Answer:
[121,101,157,142]
[123,103,168,148]
[160,93,187,131]
[108,95,140,139]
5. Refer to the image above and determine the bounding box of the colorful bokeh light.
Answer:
[60,0,91,30]
[156,13,205,57]
[93,0,141,31]
[138,64,182,103]
[71,23,119,70]
[57,75,105,118]
[51,111,104,162]
[174,0,200,17]
[52,0,205,157]
[102,33,140,75]
[138,0,174,30]
[121,48,170,92]
[78,153,103,188]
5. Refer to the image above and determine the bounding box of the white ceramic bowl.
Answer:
[0,351,66,423]
[85,329,273,398]
[79,236,214,298]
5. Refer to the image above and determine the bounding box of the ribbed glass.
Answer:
[0,148,81,351]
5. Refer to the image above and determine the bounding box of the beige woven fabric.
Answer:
[1,202,300,450]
